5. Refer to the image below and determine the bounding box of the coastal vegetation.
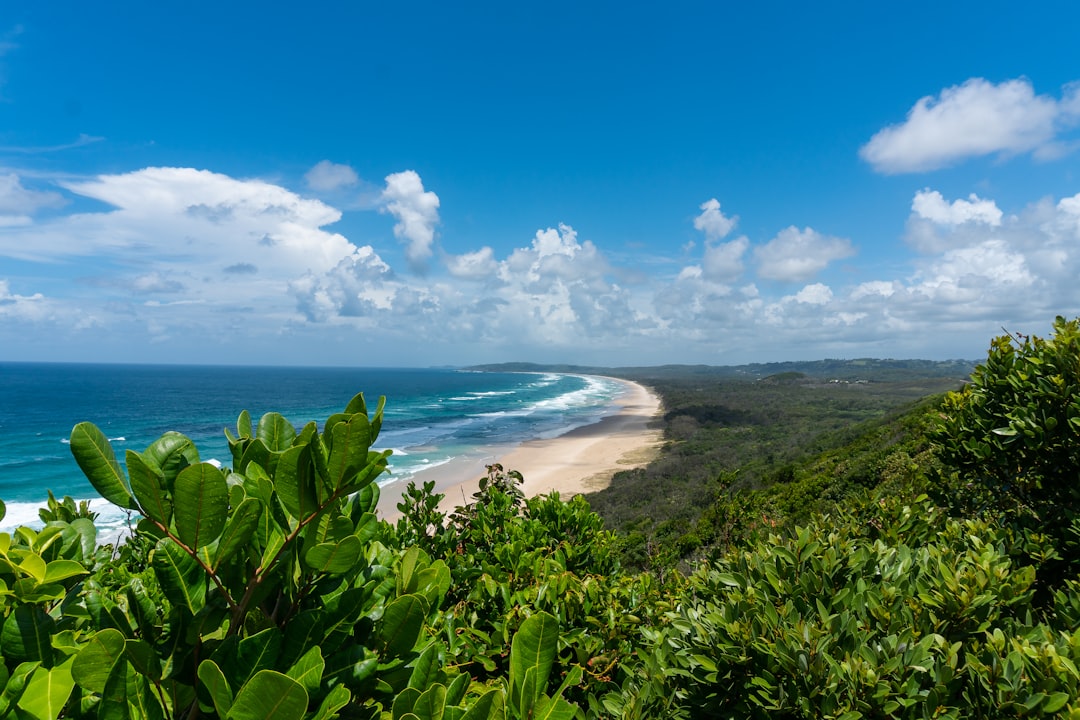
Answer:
[1,319,1078,717]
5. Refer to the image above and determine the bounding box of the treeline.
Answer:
[1,323,1077,718]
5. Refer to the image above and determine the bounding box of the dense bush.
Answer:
[2,322,1079,718]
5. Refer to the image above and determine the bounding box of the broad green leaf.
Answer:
[276,444,319,521]
[198,659,234,718]
[17,552,46,583]
[17,656,75,720]
[151,537,207,614]
[226,670,308,720]
[284,646,324,695]
[257,413,297,453]
[407,644,441,691]
[393,687,422,719]
[398,546,429,595]
[72,628,126,694]
[214,497,262,569]
[236,627,283,686]
[304,535,362,574]
[237,409,253,438]
[143,431,199,489]
[0,498,5,524]
[413,683,447,720]
[174,462,229,549]
[1,605,55,664]
[310,684,351,720]
[344,392,368,415]
[125,665,165,720]
[459,688,504,720]
[127,450,172,525]
[379,594,428,657]
[326,414,371,491]
[446,672,469,707]
[509,612,559,712]
[69,422,135,509]
[124,639,163,681]
[42,559,88,584]
[531,694,577,720]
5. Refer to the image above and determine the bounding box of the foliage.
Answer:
[935,316,1080,523]
[645,494,1080,719]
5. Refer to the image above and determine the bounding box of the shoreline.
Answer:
[375,377,663,521]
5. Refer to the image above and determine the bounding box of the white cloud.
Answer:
[701,235,749,282]
[912,189,1003,226]
[754,226,854,282]
[693,198,737,240]
[861,78,1079,173]
[0,173,66,218]
[381,170,440,272]
[304,160,359,192]
[445,247,499,280]
[792,283,832,305]
[0,278,52,323]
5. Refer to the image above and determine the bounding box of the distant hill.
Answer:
[464,358,976,383]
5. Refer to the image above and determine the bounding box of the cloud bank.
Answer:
[1,164,1078,365]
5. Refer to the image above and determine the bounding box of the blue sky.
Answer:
[2,2,1080,367]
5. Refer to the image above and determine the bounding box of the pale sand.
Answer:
[375,378,663,521]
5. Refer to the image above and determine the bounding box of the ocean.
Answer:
[0,363,627,540]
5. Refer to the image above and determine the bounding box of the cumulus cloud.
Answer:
[693,198,737,240]
[445,247,499,280]
[304,160,359,192]
[754,226,855,282]
[381,170,440,272]
[861,78,1080,173]
[701,235,749,282]
[912,189,1003,226]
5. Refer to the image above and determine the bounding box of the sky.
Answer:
[2,2,1080,367]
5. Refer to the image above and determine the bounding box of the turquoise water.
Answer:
[0,363,625,536]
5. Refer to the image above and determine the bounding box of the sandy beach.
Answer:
[376,378,663,520]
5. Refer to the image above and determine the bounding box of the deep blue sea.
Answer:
[0,363,625,538]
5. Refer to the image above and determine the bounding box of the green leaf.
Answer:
[459,688,504,720]
[198,659,234,718]
[509,612,559,712]
[17,656,75,720]
[124,639,163,681]
[1,605,55,665]
[326,414,372,491]
[214,497,262,569]
[379,594,428,657]
[143,431,199,489]
[413,683,447,720]
[226,670,308,720]
[42,559,88,584]
[236,628,284,686]
[310,684,350,720]
[127,450,172,525]
[276,444,319,522]
[284,646,324,695]
[174,462,229,549]
[72,628,126,694]
[408,644,441,691]
[69,422,135,509]
[257,413,297,453]
[151,537,207,614]
[531,694,577,720]
[393,688,422,719]
[304,535,362,574]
